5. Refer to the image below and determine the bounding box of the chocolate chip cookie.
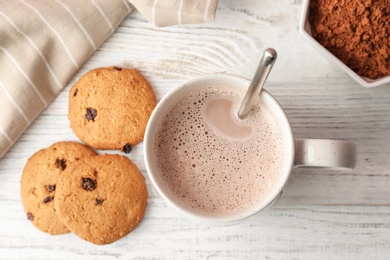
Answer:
[54,154,148,245]
[68,66,157,152]
[20,141,96,235]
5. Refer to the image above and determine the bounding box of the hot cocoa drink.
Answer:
[154,84,286,217]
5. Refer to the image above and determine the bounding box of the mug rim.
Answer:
[144,73,295,225]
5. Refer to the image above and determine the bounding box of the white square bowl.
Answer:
[299,0,390,88]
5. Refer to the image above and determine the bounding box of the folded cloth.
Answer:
[0,0,218,158]
[130,0,219,27]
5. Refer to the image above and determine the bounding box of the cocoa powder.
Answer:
[309,0,390,80]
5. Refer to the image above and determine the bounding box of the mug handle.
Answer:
[294,139,357,169]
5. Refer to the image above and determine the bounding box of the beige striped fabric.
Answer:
[130,0,219,26]
[0,0,219,158]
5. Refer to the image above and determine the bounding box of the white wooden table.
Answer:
[1,1,390,259]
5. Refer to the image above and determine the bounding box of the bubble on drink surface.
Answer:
[154,85,285,217]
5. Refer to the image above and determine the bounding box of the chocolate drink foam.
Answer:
[154,85,286,217]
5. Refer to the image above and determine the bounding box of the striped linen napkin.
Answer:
[130,0,218,26]
[0,0,218,158]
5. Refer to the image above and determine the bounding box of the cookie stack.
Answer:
[20,67,156,245]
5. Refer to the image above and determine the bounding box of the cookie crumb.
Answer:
[123,143,132,154]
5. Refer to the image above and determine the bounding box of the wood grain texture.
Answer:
[1,0,390,259]
[1,203,390,259]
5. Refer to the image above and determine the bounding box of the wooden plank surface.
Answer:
[1,203,390,260]
[1,0,390,259]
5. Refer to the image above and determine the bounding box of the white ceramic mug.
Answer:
[144,74,357,226]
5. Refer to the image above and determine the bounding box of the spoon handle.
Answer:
[238,48,277,119]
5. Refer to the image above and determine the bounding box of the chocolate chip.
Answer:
[82,177,97,191]
[45,184,56,193]
[112,66,122,71]
[95,198,104,205]
[85,107,97,121]
[73,88,78,97]
[123,143,132,154]
[43,196,54,204]
[55,158,66,171]
[27,212,34,221]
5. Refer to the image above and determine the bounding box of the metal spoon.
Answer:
[237,48,277,119]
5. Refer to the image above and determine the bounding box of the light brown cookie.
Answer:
[20,141,97,235]
[68,66,157,152]
[54,154,148,245]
